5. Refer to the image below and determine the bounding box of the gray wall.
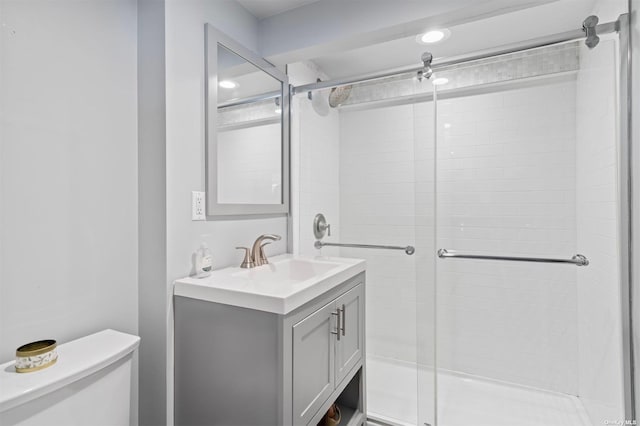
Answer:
[137,1,167,425]
[163,0,286,291]
[138,1,286,425]
[0,0,139,422]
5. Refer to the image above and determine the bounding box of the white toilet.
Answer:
[0,329,140,426]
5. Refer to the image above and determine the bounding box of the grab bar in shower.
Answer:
[437,249,589,266]
[315,240,415,255]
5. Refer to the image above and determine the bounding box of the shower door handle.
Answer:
[437,249,589,266]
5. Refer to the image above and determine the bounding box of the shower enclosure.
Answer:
[293,13,633,426]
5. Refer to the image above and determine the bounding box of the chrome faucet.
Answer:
[251,234,281,267]
[236,234,281,268]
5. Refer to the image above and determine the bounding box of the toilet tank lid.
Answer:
[0,329,140,412]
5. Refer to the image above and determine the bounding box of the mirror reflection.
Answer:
[216,43,283,205]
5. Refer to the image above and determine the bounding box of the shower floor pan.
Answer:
[367,355,591,426]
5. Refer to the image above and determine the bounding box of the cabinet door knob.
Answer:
[340,304,346,336]
[331,309,341,341]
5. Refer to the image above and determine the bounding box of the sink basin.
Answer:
[232,258,344,283]
[174,254,365,314]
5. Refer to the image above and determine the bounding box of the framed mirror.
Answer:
[205,24,290,217]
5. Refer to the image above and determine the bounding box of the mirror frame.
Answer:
[205,24,290,217]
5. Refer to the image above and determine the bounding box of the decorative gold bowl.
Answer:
[15,339,58,373]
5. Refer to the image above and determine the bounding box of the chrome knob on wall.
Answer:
[314,213,331,239]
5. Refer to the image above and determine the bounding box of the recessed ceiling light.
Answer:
[422,31,444,43]
[432,77,449,86]
[416,28,451,44]
[219,80,237,89]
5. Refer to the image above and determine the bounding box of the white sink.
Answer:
[232,258,344,283]
[174,254,365,314]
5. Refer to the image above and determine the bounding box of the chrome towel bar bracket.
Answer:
[315,240,415,255]
[437,249,589,266]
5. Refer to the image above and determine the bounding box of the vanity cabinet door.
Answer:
[292,301,337,425]
[334,284,364,385]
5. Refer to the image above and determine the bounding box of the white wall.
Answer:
[163,1,286,424]
[0,0,139,421]
[164,0,287,275]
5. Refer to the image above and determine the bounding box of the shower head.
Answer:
[328,85,352,108]
[420,51,433,80]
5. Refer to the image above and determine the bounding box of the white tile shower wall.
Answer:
[290,60,342,258]
[339,105,417,363]
[575,38,625,424]
[434,80,579,394]
[297,97,341,257]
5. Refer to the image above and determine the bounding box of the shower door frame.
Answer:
[292,12,636,423]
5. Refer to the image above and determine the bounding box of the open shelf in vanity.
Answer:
[315,369,366,426]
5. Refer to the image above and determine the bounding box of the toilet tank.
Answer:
[0,329,140,426]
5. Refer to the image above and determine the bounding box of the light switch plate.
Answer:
[192,191,206,221]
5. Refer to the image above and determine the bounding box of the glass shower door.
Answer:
[332,78,437,426]
[295,75,437,426]
[422,38,626,426]
[413,93,437,426]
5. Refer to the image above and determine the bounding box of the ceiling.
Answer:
[237,0,322,19]
[311,0,600,79]
[231,0,620,81]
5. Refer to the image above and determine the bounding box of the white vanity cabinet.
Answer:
[175,271,366,426]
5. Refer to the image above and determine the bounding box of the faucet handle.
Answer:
[313,214,331,239]
[235,247,254,269]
